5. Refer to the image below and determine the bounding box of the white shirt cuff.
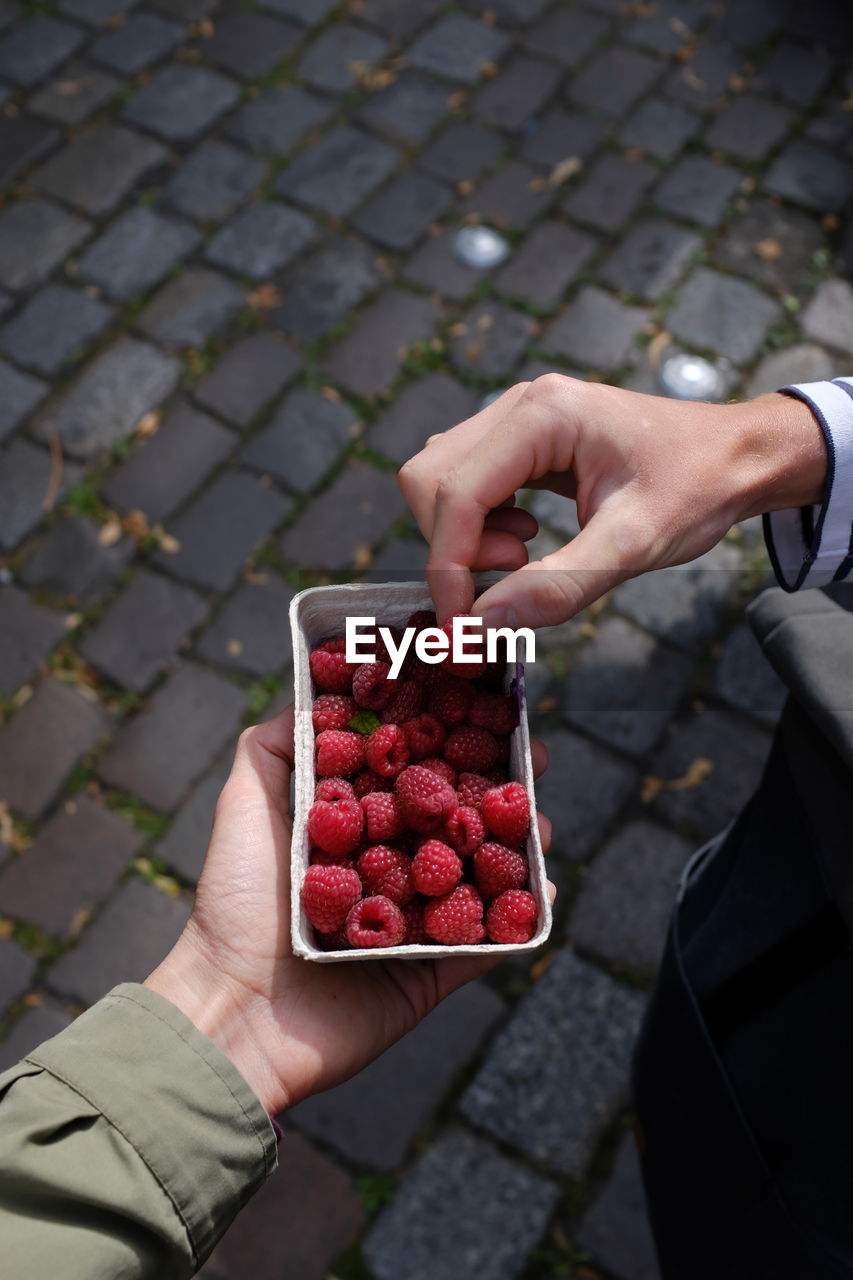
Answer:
[763,379,853,591]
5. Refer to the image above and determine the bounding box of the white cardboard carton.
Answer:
[289,581,552,961]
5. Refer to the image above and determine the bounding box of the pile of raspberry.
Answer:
[301,611,539,952]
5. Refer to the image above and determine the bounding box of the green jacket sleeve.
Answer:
[0,983,278,1279]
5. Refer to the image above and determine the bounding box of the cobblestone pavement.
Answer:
[0,0,851,1275]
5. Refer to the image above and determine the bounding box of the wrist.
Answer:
[729,392,827,520]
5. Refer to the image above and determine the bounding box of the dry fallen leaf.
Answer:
[822,213,840,231]
[56,79,83,97]
[247,283,282,310]
[446,89,468,111]
[0,918,14,941]
[479,60,499,79]
[754,237,783,261]
[11,684,33,710]
[23,989,44,1007]
[648,329,672,367]
[548,155,582,187]
[242,569,270,585]
[135,410,161,438]
[642,757,713,805]
[529,950,558,982]
[155,530,181,555]
[122,509,151,539]
[321,385,341,402]
[226,639,243,657]
[475,311,494,332]
[536,694,557,714]
[465,341,484,361]
[42,429,64,513]
[448,322,467,338]
[97,516,123,547]
[457,178,475,196]
[68,908,92,941]
[353,544,373,572]
[153,874,182,898]
[64,612,82,631]
[578,620,598,639]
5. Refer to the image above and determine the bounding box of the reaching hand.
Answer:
[399,373,825,629]
[146,707,553,1117]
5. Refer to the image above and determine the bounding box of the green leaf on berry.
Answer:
[349,710,381,736]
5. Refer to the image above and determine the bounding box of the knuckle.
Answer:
[525,371,569,406]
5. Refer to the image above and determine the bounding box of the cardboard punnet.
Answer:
[290,581,552,961]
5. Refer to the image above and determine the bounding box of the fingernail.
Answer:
[478,605,516,631]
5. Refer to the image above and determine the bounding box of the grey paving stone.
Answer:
[165,140,265,222]
[704,93,793,162]
[194,332,302,428]
[600,218,700,302]
[712,0,785,46]
[99,663,245,811]
[0,939,36,1015]
[358,72,448,146]
[496,220,595,309]
[241,387,358,492]
[91,11,182,73]
[0,679,109,819]
[0,115,59,187]
[0,439,81,550]
[562,618,695,757]
[612,542,741,653]
[570,820,692,972]
[47,878,191,1004]
[801,279,853,357]
[205,202,315,280]
[363,1129,558,1280]
[368,372,477,465]
[403,228,485,301]
[807,104,853,155]
[28,61,120,125]
[270,236,382,343]
[461,158,554,228]
[654,154,741,228]
[473,52,561,133]
[356,172,452,250]
[0,999,71,1071]
[0,586,65,698]
[32,124,167,216]
[276,126,397,217]
[543,287,648,370]
[139,268,243,348]
[667,268,780,364]
[520,106,608,170]
[521,6,607,66]
[202,11,301,79]
[746,343,836,398]
[0,796,142,939]
[526,488,581,539]
[299,21,388,94]
[196,576,293,675]
[714,200,826,297]
[712,621,787,726]
[365,535,430,580]
[0,284,112,376]
[0,0,16,29]
[408,14,511,83]
[357,0,439,37]
[151,0,213,17]
[0,199,90,294]
[419,119,504,183]
[0,361,46,443]
[81,569,209,692]
[664,40,741,112]
[0,16,83,87]
[77,206,200,301]
[102,400,233,523]
[570,44,662,116]
[625,0,704,53]
[154,757,230,883]
[123,64,240,142]
[450,299,534,380]
[33,337,180,460]
[578,1138,661,1280]
[461,949,646,1175]
[224,85,332,156]
[154,470,289,591]
[323,288,439,397]
[20,515,131,605]
[651,706,772,842]
[466,0,549,21]
[293,982,504,1170]
[620,96,700,161]
[535,728,639,862]
[764,141,853,213]
[256,0,337,22]
[565,153,657,234]
[280,461,406,570]
[58,0,134,22]
[757,40,832,107]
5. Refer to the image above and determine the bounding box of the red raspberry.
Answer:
[352,661,395,710]
[315,729,366,778]
[412,839,463,896]
[310,849,357,870]
[441,615,487,678]
[421,757,457,788]
[353,768,393,798]
[371,625,403,666]
[407,609,437,632]
[361,790,405,841]
[402,713,446,761]
[401,898,428,944]
[423,883,485,945]
[365,723,410,778]
[470,692,518,736]
[310,637,357,693]
[486,889,538,944]
[345,895,406,948]
[493,734,510,761]
[473,841,528,900]
[381,679,426,723]
[485,765,509,784]
[457,772,493,810]
[358,845,414,904]
[443,804,486,857]
[301,864,362,934]
[314,777,355,804]
[308,795,364,855]
[318,927,350,951]
[445,725,500,773]
[312,694,357,732]
[396,765,457,834]
[429,674,474,726]
[482,781,531,846]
